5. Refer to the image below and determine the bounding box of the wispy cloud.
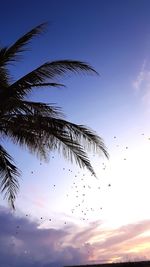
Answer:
[0,206,149,267]
[133,60,150,106]
[133,61,147,91]
[90,221,150,263]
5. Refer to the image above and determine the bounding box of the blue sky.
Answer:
[0,0,150,266]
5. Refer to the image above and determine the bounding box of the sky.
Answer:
[0,0,150,266]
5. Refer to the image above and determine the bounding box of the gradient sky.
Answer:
[0,0,150,266]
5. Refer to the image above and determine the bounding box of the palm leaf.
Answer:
[0,82,64,113]
[0,145,20,209]
[8,60,98,98]
[0,23,47,66]
[47,131,96,176]
[2,114,108,174]
[0,23,108,209]
[0,66,10,88]
[64,122,109,158]
[18,101,64,117]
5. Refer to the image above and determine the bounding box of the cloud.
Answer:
[0,206,149,267]
[133,60,150,107]
[90,221,150,263]
[0,206,89,267]
[133,61,147,91]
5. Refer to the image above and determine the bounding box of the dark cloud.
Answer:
[0,206,149,267]
[0,206,88,267]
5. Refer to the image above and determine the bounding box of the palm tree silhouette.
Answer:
[0,23,109,209]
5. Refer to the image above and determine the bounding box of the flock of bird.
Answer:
[13,133,149,235]
[14,163,111,234]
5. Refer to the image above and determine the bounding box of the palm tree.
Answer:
[0,23,109,209]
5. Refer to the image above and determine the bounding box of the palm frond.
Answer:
[0,96,64,118]
[0,66,10,88]
[47,131,96,176]
[0,23,47,66]
[0,82,64,113]
[64,122,109,158]
[0,145,20,209]
[18,101,64,117]
[30,116,108,158]
[8,60,98,98]
[5,116,96,175]
[1,114,54,162]
[0,23,108,209]
[2,114,107,173]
